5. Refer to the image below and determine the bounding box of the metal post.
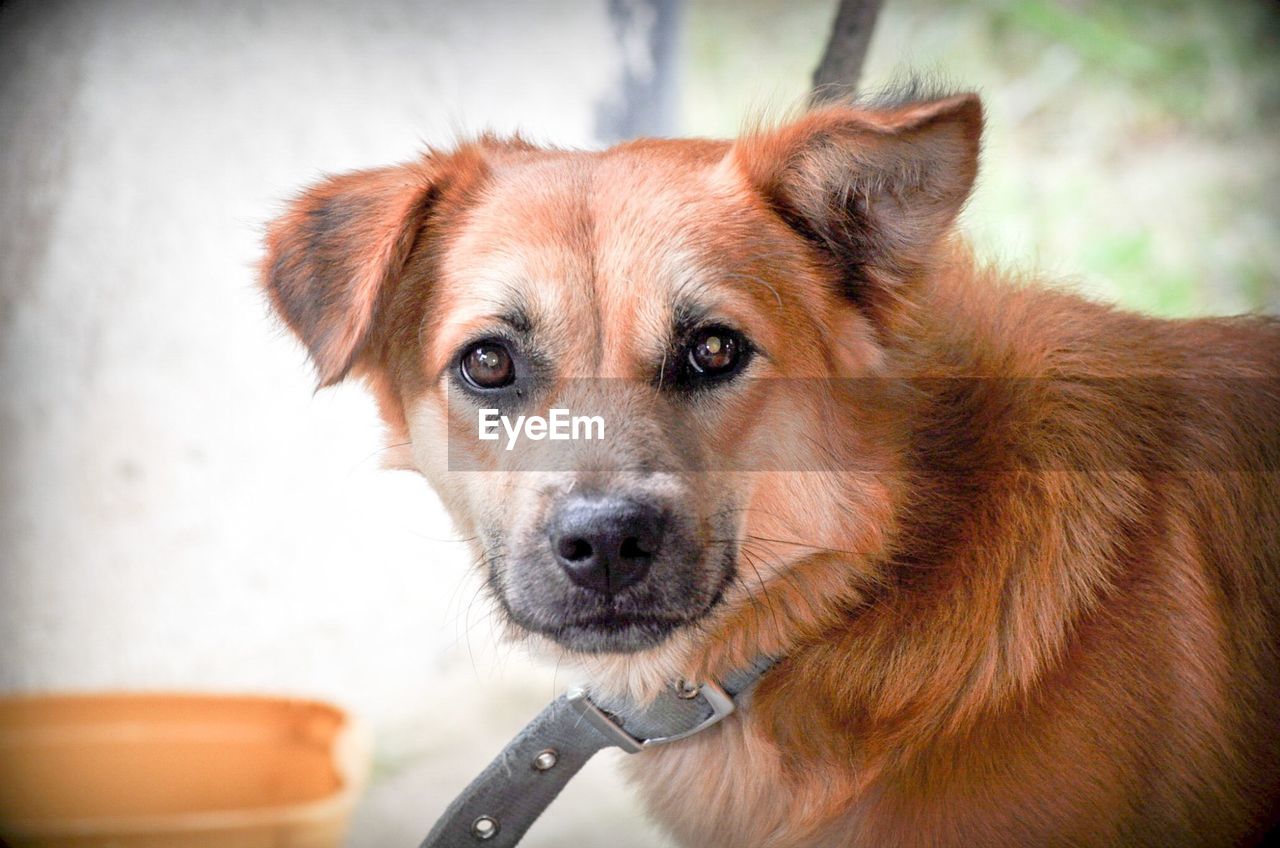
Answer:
[810,0,883,105]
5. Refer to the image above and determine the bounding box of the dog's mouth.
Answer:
[496,548,736,654]
[502,594,726,654]
[551,612,692,653]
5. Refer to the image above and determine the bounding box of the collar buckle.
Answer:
[566,681,736,754]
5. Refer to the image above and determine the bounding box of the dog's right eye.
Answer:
[460,341,515,390]
[666,325,753,390]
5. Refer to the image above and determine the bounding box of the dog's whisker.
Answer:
[739,549,786,649]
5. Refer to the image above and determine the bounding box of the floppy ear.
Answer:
[261,161,438,387]
[734,93,982,317]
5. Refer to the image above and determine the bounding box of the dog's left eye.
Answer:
[679,326,751,384]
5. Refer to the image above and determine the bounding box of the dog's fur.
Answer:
[261,92,1280,846]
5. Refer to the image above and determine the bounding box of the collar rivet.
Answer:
[674,679,700,699]
[471,815,499,840]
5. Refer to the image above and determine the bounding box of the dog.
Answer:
[261,90,1280,846]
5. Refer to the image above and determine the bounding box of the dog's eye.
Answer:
[682,326,750,382]
[460,341,515,389]
[689,330,739,374]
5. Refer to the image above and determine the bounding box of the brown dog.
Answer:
[261,91,1280,846]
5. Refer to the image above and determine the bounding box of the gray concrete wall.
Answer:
[0,1,675,844]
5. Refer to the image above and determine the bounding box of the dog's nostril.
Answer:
[559,538,593,562]
[619,537,651,560]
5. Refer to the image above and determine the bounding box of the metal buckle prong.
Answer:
[567,681,736,754]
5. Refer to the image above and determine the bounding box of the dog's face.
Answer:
[413,149,787,653]
[263,95,981,662]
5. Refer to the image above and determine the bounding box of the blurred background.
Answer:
[1,1,1276,845]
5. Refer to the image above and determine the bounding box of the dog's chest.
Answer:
[618,713,865,848]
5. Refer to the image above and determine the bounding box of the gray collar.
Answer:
[419,655,777,846]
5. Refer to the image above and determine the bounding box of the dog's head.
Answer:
[261,94,981,664]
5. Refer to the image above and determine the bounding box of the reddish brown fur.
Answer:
[262,94,1280,846]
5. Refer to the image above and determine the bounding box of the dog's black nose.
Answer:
[549,496,664,594]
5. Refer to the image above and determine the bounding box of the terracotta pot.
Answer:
[0,693,370,848]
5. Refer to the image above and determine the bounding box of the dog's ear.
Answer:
[261,161,440,387]
[733,93,982,317]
